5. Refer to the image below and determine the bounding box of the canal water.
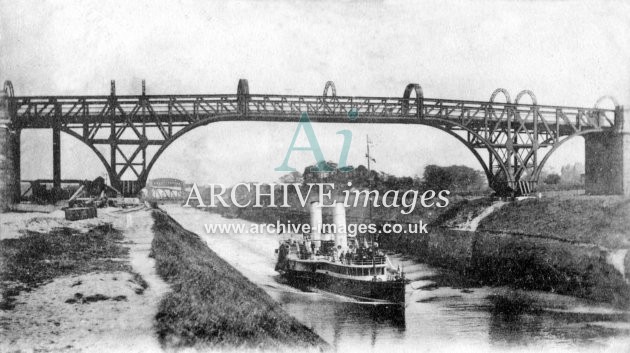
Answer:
[162,205,630,353]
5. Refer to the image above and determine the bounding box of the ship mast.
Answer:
[366,135,373,222]
[366,135,377,275]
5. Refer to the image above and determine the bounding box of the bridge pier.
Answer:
[0,88,21,211]
[584,131,630,196]
[52,126,61,190]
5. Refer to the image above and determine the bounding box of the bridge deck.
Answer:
[11,94,617,136]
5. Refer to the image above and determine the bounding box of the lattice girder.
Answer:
[5,79,621,196]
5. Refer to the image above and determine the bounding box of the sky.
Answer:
[1,0,629,185]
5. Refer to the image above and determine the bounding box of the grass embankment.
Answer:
[150,210,327,351]
[0,225,130,309]
[381,196,630,307]
[478,196,630,248]
[474,196,630,306]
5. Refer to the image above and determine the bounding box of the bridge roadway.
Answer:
[3,80,624,196]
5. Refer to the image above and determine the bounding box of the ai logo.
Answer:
[274,111,357,173]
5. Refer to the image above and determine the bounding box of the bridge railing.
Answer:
[245,94,616,131]
[11,93,616,133]
[13,95,241,126]
[247,95,409,117]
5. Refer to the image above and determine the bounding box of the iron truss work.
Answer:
[3,79,623,196]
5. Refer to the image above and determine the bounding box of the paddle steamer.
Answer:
[275,202,407,304]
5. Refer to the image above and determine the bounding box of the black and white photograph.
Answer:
[1,1,629,352]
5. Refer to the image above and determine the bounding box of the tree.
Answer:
[421,165,484,191]
[423,165,450,190]
[544,173,561,185]
[302,161,337,183]
[279,171,303,183]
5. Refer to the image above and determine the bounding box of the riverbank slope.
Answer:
[380,196,630,307]
[150,209,328,352]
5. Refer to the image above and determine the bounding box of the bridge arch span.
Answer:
[144,113,242,183]
[531,130,597,182]
[142,113,511,193]
[411,120,500,183]
[59,129,117,186]
[10,79,620,196]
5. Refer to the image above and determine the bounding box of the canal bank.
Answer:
[379,196,630,308]
[149,209,328,352]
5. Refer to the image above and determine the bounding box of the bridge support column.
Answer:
[0,89,20,211]
[584,131,630,196]
[52,126,61,190]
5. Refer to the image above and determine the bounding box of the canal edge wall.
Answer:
[380,225,630,308]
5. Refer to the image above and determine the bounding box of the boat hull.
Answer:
[283,269,406,304]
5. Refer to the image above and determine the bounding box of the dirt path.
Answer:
[0,208,169,353]
[88,208,171,352]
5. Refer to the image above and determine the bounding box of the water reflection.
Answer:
[487,302,630,348]
[268,287,406,347]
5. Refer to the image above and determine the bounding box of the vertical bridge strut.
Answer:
[5,79,621,196]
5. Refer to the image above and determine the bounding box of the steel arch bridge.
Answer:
[3,79,624,196]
